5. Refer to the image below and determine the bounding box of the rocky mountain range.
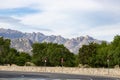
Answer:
[0,28,102,54]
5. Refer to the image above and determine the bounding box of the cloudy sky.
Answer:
[0,0,120,41]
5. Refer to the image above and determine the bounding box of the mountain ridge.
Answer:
[0,28,102,54]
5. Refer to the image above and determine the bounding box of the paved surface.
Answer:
[0,71,120,80]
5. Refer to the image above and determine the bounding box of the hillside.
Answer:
[0,28,102,54]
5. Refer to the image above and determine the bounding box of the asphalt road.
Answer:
[0,71,119,80]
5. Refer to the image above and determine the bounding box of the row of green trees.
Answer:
[0,37,76,67]
[0,35,120,67]
[32,43,76,67]
[78,35,120,68]
[0,37,31,66]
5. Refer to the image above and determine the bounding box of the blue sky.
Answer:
[0,0,120,41]
[0,7,39,16]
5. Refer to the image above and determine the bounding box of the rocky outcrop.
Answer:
[0,28,102,54]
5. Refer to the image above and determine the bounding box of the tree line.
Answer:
[0,35,120,67]
[0,37,31,66]
[32,43,76,67]
[78,35,120,68]
[0,37,76,67]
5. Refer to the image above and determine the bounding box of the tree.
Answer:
[0,37,32,66]
[15,52,31,66]
[31,43,47,66]
[109,35,120,67]
[32,42,76,67]
[78,43,99,67]
[78,35,120,68]
[0,37,11,65]
[95,41,109,67]
[6,48,18,65]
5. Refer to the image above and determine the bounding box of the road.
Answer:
[0,71,119,80]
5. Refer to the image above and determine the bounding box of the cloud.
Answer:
[24,26,53,32]
[74,11,120,27]
[0,0,100,11]
[0,0,34,9]
[0,16,20,23]
[0,16,53,32]
[0,0,120,41]
[76,23,120,41]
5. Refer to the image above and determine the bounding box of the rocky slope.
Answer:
[0,28,102,54]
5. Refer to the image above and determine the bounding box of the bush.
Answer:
[83,64,90,68]
[25,62,35,66]
[114,65,119,68]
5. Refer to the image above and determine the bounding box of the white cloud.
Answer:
[0,0,120,41]
[0,22,12,29]
[0,0,31,9]
[77,23,120,41]
[1,0,99,11]
[38,0,102,11]
[0,16,20,23]
[19,12,67,26]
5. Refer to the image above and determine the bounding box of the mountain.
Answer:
[10,38,33,55]
[0,28,102,54]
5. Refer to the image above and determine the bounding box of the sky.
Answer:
[0,0,120,41]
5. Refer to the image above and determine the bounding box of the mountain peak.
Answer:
[0,28,102,54]
[85,35,94,40]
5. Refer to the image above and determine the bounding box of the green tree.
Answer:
[32,42,76,67]
[96,41,109,67]
[78,43,99,67]
[32,43,47,66]
[6,48,18,65]
[0,37,32,66]
[15,52,31,66]
[109,35,120,67]
[78,35,120,68]
[0,37,11,65]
